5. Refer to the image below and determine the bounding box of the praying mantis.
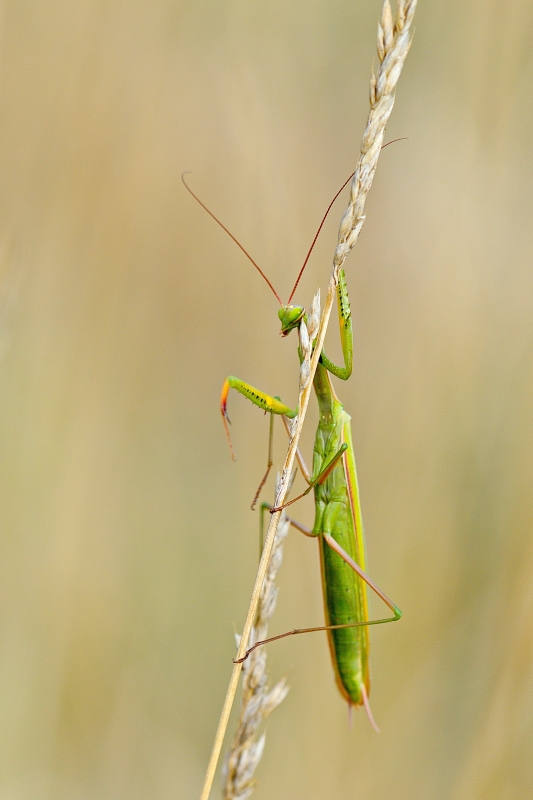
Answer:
[183,173,402,728]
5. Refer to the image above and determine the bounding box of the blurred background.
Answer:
[0,1,532,797]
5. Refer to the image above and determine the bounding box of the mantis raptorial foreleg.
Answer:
[220,377,297,461]
[319,268,353,381]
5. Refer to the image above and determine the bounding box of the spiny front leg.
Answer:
[320,268,353,381]
[220,376,298,460]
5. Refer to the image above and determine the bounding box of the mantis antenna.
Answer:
[183,138,406,306]
[288,137,408,302]
[181,171,282,304]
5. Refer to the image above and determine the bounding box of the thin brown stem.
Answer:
[199,272,337,800]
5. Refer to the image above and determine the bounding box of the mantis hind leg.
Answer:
[322,533,402,620]
[239,515,401,663]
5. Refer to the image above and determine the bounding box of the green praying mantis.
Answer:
[183,173,402,728]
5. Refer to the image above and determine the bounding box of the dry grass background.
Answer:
[0,1,532,798]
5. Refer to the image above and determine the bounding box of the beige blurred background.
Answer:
[0,1,532,798]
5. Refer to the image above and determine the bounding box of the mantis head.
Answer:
[278,305,305,337]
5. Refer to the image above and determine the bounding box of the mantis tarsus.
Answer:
[183,172,402,728]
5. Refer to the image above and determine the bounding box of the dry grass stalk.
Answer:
[221,497,291,800]
[199,4,416,799]
[221,287,320,800]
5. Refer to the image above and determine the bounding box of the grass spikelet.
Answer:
[221,497,291,800]
[335,0,417,268]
